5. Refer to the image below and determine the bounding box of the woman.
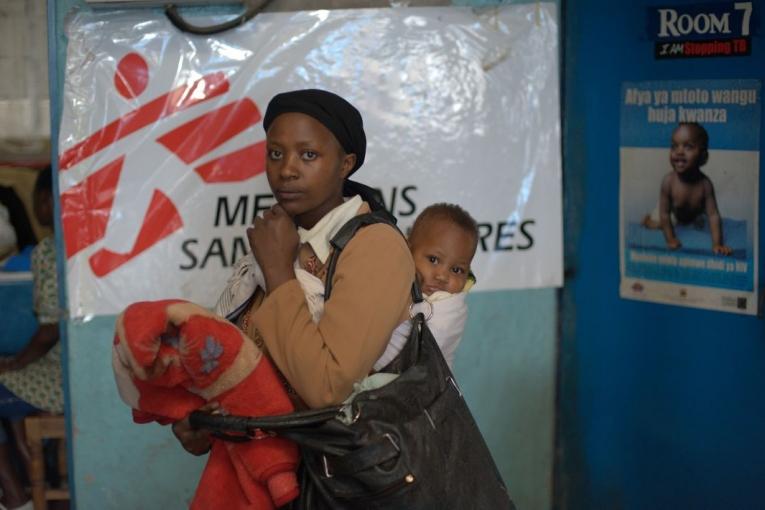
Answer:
[173,89,415,455]
[0,167,60,510]
[0,184,37,271]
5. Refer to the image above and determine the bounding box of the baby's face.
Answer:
[670,125,705,174]
[410,218,476,295]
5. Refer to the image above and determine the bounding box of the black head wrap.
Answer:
[263,89,366,174]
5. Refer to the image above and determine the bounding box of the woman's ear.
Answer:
[340,153,356,178]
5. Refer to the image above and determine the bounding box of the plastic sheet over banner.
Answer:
[59,4,562,318]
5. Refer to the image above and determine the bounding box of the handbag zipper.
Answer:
[334,473,416,502]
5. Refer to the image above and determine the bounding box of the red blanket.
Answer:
[113,299,299,509]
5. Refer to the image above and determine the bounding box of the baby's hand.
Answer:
[667,238,682,250]
[713,244,732,256]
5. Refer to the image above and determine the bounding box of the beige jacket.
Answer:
[250,207,414,408]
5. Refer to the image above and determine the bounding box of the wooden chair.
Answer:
[23,415,69,510]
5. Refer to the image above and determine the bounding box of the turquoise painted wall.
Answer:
[66,317,206,507]
[458,289,556,510]
[50,1,557,508]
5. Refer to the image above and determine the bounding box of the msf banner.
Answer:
[59,5,562,318]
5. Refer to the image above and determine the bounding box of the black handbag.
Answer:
[191,210,515,510]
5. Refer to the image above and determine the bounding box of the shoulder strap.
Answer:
[324,209,399,301]
[323,208,425,305]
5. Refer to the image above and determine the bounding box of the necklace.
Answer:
[239,303,264,350]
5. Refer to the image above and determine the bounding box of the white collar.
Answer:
[297,195,363,263]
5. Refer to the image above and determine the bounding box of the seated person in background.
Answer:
[0,167,62,510]
[375,203,479,370]
[0,203,17,264]
[642,122,731,256]
[0,185,37,271]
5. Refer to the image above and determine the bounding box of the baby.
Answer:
[408,203,478,297]
[374,203,479,370]
[642,122,731,256]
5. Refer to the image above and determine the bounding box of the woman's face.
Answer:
[265,112,355,229]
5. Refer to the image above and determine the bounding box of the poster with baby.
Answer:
[620,79,760,315]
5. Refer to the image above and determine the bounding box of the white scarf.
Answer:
[214,196,362,320]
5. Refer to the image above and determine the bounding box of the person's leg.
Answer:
[641,215,660,229]
[0,423,26,509]
[7,421,30,478]
[0,385,41,510]
[641,204,662,229]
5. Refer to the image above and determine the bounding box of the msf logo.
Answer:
[59,52,265,278]
[657,2,752,38]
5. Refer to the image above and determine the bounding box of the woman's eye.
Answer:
[268,149,282,160]
[302,151,318,161]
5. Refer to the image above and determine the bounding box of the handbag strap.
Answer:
[189,406,342,433]
[410,276,424,304]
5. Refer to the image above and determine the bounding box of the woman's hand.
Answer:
[172,402,220,456]
[247,204,299,293]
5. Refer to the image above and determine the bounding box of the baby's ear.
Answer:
[700,149,709,166]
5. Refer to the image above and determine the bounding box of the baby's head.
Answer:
[670,122,709,174]
[408,203,478,295]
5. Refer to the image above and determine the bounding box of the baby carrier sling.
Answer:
[193,184,515,510]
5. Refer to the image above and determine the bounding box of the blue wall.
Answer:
[559,1,765,508]
[0,282,37,354]
[50,1,556,508]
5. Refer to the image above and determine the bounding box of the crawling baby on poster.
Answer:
[642,122,732,256]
